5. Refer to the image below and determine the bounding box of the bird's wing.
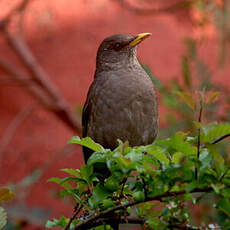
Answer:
[82,96,94,163]
[82,100,90,138]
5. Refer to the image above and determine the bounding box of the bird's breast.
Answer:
[87,70,158,149]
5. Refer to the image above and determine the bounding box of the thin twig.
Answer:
[195,98,203,180]
[64,204,82,230]
[74,186,215,230]
[119,177,127,200]
[210,133,230,145]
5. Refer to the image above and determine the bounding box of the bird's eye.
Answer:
[115,43,120,48]
[114,42,121,50]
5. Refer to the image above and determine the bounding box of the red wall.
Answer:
[0,0,229,228]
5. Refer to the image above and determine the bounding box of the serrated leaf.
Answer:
[0,188,14,202]
[68,136,104,152]
[175,91,196,110]
[0,206,7,229]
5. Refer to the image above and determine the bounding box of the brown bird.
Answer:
[82,33,158,163]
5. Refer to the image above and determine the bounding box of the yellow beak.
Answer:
[129,33,152,47]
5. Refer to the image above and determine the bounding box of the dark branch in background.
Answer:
[0,0,82,133]
[74,186,215,230]
[114,0,197,15]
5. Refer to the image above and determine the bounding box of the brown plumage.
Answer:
[82,33,158,163]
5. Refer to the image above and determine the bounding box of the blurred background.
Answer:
[0,0,229,229]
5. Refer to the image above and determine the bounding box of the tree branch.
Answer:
[210,133,230,145]
[74,186,214,230]
[0,0,82,133]
[64,204,82,230]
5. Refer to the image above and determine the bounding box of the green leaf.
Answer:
[199,149,212,173]
[217,199,230,217]
[87,151,107,165]
[201,123,230,144]
[207,145,225,176]
[186,181,200,193]
[68,136,104,152]
[146,146,169,165]
[47,177,72,189]
[89,184,110,209]
[146,217,162,229]
[46,216,70,228]
[61,168,80,177]
[171,133,197,156]
[101,199,115,210]
[0,206,7,229]
[172,152,184,164]
[80,165,93,183]
[220,188,230,198]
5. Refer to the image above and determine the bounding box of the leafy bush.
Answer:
[46,94,230,229]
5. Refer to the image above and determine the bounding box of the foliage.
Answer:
[47,92,230,229]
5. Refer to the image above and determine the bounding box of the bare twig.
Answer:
[115,0,197,15]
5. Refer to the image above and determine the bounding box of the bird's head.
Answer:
[95,33,151,72]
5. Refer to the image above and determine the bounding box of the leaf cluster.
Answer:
[47,121,230,230]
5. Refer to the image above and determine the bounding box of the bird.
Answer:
[82,33,158,163]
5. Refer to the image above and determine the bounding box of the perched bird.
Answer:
[82,33,158,163]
